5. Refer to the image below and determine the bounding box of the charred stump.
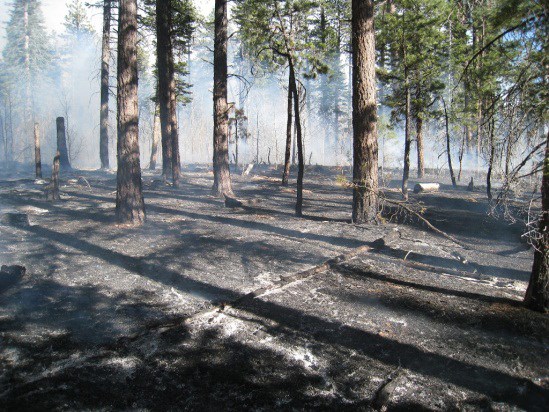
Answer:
[56,117,71,170]
[47,151,61,201]
[34,122,42,179]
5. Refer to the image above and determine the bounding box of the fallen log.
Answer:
[224,195,261,209]
[413,183,440,194]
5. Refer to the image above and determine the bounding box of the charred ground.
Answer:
[0,165,547,410]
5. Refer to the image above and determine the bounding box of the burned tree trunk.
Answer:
[443,97,457,188]
[34,122,41,178]
[156,0,180,187]
[351,0,379,223]
[212,0,233,197]
[289,60,304,217]
[150,102,160,170]
[416,116,424,179]
[100,0,111,170]
[116,0,145,226]
[525,132,549,313]
[48,151,60,201]
[282,74,293,186]
[401,73,411,199]
[56,117,71,170]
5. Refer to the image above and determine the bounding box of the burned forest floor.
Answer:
[0,164,548,411]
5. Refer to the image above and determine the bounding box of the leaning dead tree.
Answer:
[351,0,379,223]
[115,0,146,225]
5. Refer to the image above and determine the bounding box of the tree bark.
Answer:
[150,102,160,170]
[34,122,41,178]
[56,117,71,170]
[100,0,111,170]
[352,0,378,223]
[416,116,424,178]
[402,72,411,199]
[212,0,233,197]
[116,0,145,226]
[282,73,293,186]
[289,60,304,217]
[525,132,549,313]
[156,0,180,187]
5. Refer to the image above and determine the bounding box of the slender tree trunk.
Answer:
[525,132,549,313]
[116,0,145,225]
[443,98,457,188]
[150,102,160,170]
[486,116,495,200]
[100,0,111,170]
[282,73,293,186]
[402,71,411,199]
[34,122,41,178]
[289,60,304,217]
[235,120,239,172]
[416,116,424,178]
[212,0,233,197]
[56,117,71,170]
[352,0,378,223]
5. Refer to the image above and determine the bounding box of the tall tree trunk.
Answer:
[443,97,457,188]
[525,132,549,313]
[352,0,379,223]
[416,116,424,178]
[282,73,293,186]
[402,71,411,199]
[486,116,495,200]
[100,0,111,170]
[156,0,179,187]
[212,0,233,196]
[289,60,304,217]
[56,117,71,170]
[34,122,41,178]
[150,102,160,170]
[116,0,145,226]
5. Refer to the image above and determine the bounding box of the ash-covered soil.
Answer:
[0,165,547,411]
